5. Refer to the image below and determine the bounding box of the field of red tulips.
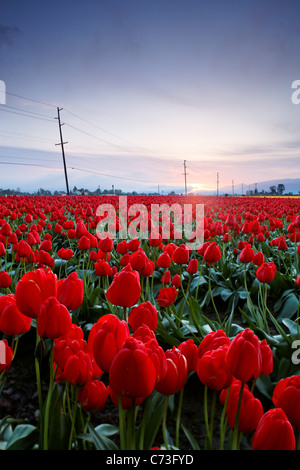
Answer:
[0,193,300,451]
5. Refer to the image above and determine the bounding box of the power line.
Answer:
[6,91,57,109]
[0,107,55,123]
[55,107,70,195]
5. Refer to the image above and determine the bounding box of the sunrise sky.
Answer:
[1,0,300,194]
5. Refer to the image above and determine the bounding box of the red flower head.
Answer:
[156,286,178,308]
[198,329,231,359]
[57,247,74,260]
[37,296,72,340]
[220,381,263,433]
[178,339,198,373]
[63,349,94,386]
[128,301,157,332]
[172,244,190,265]
[0,294,32,336]
[78,379,109,413]
[203,242,221,265]
[238,243,254,263]
[252,408,295,450]
[226,328,262,383]
[272,375,300,432]
[0,271,11,288]
[256,262,276,284]
[15,268,57,318]
[197,344,232,391]
[109,336,157,399]
[91,314,130,373]
[156,252,171,269]
[57,272,84,311]
[155,346,188,395]
[106,264,141,308]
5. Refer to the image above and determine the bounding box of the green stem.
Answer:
[220,385,231,450]
[34,332,44,449]
[118,395,127,450]
[232,382,245,450]
[162,395,169,450]
[43,339,54,450]
[176,388,184,448]
[68,386,79,450]
[208,265,221,324]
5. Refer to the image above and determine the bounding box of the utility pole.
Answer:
[232,179,234,196]
[183,160,188,196]
[55,107,70,195]
[217,172,219,196]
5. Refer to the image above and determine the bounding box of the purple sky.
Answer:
[0,0,300,194]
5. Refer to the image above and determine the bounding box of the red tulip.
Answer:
[15,268,57,318]
[203,242,221,265]
[57,247,74,260]
[0,271,11,288]
[128,301,157,332]
[225,328,262,383]
[272,375,300,432]
[156,252,171,269]
[220,381,263,433]
[198,329,230,358]
[0,294,32,336]
[178,339,198,372]
[106,264,141,308]
[63,349,94,386]
[256,262,276,283]
[37,296,72,339]
[57,272,83,311]
[155,346,188,395]
[156,286,178,307]
[109,336,157,399]
[92,314,130,372]
[186,258,198,274]
[252,408,295,450]
[238,243,254,263]
[78,379,109,413]
[197,345,232,390]
[172,244,190,265]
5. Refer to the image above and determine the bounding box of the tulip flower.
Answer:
[37,296,72,340]
[155,346,188,396]
[226,328,262,383]
[78,379,109,413]
[106,264,141,308]
[109,337,157,399]
[0,294,32,336]
[156,286,178,307]
[15,268,57,318]
[0,270,11,288]
[198,329,231,358]
[272,375,300,432]
[197,345,232,391]
[57,272,84,311]
[256,262,277,284]
[252,408,295,450]
[92,314,130,372]
[203,242,221,265]
[128,301,157,332]
[220,381,263,434]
